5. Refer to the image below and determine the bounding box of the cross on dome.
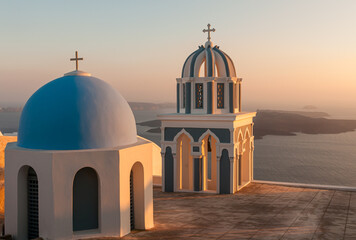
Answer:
[70,51,83,71]
[203,24,215,42]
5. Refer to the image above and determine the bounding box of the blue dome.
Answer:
[181,45,236,78]
[18,73,137,150]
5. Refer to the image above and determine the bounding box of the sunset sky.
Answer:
[1,0,356,114]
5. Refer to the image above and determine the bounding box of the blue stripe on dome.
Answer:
[181,48,201,78]
[213,47,230,77]
[190,47,205,77]
[220,49,236,76]
[206,47,213,77]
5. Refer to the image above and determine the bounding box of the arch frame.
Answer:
[173,129,195,145]
[198,129,221,145]
[17,165,40,240]
[129,161,145,230]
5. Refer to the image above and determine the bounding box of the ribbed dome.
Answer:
[18,73,137,150]
[181,45,236,78]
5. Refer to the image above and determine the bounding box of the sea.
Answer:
[1,108,356,188]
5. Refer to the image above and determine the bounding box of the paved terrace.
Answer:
[118,183,356,240]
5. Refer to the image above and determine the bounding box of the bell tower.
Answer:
[159,24,256,194]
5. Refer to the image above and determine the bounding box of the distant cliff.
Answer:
[0,107,22,112]
[128,102,175,111]
[254,110,356,139]
[138,110,356,139]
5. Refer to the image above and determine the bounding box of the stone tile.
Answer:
[81,183,356,239]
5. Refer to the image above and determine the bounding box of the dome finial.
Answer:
[70,51,83,71]
[203,24,215,42]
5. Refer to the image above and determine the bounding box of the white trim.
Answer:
[252,180,356,192]
[244,127,251,139]
[197,129,221,144]
[172,129,194,143]
[158,112,256,122]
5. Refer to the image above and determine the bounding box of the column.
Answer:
[229,82,233,113]
[250,139,254,181]
[229,156,235,194]
[207,81,212,114]
[176,83,180,113]
[238,153,242,187]
[216,156,220,194]
[185,82,191,114]
[239,82,241,112]
[173,153,177,191]
[161,152,165,192]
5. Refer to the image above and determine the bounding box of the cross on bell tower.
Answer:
[70,51,83,71]
[203,24,215,41]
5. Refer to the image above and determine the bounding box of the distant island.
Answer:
[2,103,356,140]
[128,102,175,111]
[0,107,22,113]
[138,110,356,139]
[302,105,319,110]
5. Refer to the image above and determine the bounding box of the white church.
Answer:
[5,52,160,239]
[159,24,256,194]
[4,24,255,239]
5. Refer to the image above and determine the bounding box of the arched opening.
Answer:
[164,147,174,192]
[73,167,99,232]
[130,162,145,230]
[198,59,207,77]
[17,166,39,240]
[176,133,193,191]
[202,134,218,191]
[220,149,230,194]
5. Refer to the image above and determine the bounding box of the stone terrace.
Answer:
[118,183,356,240]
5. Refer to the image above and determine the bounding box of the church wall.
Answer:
[160,113,256,194]
[5,137,155,239]
[5,143,55,239]
[51,149,120,239]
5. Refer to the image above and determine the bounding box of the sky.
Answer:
[1,0,356,114]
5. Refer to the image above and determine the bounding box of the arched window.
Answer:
[73,167,99,231]
[217,83,224,108]
[195,83,203,109]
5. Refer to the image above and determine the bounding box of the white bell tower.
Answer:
[159,24,256,194]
